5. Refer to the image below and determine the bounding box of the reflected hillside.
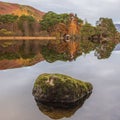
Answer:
[0,39,118,69]
[0,40,48,69]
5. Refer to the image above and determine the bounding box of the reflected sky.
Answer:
[0,50,120,120]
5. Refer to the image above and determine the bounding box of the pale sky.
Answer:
[1,0,120,25]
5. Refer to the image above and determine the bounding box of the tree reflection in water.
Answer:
[0,39,118,69]
[41,39,117,62]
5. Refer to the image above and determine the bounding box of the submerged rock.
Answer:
[32,73,93,108]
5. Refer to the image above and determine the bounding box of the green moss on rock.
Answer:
[33,73,93,108]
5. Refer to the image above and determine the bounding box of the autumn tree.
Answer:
[0,14,18,23]
[96,18,117,39]
[18,15,35,36]
[80,22,96,40]
[40,11,69,34]
[0,14,18,35]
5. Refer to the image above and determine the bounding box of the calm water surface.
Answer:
[0,41,120,120]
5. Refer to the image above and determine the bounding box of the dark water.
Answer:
[0,40,120,120]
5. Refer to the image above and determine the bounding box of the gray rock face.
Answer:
[32,73,93,108]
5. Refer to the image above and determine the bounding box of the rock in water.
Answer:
[32,73,93,108]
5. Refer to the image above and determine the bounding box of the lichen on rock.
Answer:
[32,73,93,108]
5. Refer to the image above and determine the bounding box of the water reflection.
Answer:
[35,93,91,119]
[94,41,116,59]
[37,103,81,119]
[41,40,117,62]
[0,47,120,120]
[0,40,47,69]
[0,39,118,69]
[41,40,81,62]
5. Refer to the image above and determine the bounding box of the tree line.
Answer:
[0,12,119,41]
[0,14,41,36]
[40,12,119,41]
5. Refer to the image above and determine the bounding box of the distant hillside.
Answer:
[115,24,120,32]
[0,1,45,20]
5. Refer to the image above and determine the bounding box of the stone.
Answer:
[32,73,93,108]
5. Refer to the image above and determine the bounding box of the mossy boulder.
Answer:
[32,73,93,108]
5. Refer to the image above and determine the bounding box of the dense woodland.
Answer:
[0,14,41,36]
[0,11,119,41]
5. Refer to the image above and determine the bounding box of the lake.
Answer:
[0,40,120,120]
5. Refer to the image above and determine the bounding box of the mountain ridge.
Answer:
[0,1,45,20]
